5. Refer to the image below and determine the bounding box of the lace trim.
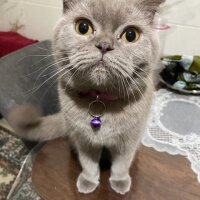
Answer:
[142,89,200,182]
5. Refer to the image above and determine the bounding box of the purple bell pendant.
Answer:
[88,95,106,129]
[91,117,102,129]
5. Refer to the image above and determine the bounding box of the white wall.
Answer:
[0,0,63,40]
[0,0,200,55]
[161,0,200,55]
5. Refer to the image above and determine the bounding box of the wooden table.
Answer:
[32,138,200,200]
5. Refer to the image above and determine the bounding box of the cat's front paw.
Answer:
[77,172,99,194]
[109,175,131,195]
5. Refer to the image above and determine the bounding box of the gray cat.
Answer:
[9,0,165,195]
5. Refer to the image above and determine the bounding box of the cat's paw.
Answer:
[77,173,99,194]
[109,175,131,195]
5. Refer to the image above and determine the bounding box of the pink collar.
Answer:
[79,90,118,101]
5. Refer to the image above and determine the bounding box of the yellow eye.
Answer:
[75,19,94,36]
[121,27,140,43]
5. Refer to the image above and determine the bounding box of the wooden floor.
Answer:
[32,139,200,200]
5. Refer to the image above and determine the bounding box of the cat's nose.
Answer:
[95,42,114,54]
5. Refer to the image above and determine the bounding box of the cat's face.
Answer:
[54,0,164,97]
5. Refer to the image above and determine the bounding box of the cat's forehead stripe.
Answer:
[88,0,130,31]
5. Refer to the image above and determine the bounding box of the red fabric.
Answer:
[0,32,38,57]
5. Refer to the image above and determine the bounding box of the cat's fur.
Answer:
[9,0,165,195]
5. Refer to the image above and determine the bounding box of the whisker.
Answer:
[31,58,70,91]
[25,65,73,97]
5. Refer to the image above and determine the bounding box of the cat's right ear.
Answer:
[63,0,69,10]
[63,0,77,11]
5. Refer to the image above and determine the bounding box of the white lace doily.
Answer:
[142,89,200,182]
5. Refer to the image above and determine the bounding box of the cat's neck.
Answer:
[59,79,145,106]
[78,90,118,101]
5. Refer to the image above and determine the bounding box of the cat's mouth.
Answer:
[96,60,107,70]
[89,60,109,82]
[93,65,107,73]
[61,57,122,97]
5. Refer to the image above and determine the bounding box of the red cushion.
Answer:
[0,32,38,57]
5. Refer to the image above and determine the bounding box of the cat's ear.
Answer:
[139,0,165,20]
[63,0,77,11]
[63,0,70,10]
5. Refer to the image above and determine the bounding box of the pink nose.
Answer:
[95,42,114,54]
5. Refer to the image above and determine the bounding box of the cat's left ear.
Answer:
[139,0,165,20]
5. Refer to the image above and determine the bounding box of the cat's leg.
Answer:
[109,143,138,195]
[76,144,102,194]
